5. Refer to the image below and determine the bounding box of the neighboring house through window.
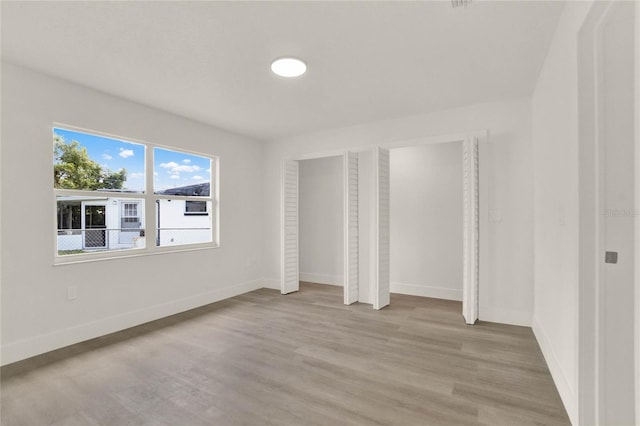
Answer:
[54,126,218,261]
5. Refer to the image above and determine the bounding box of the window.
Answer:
[185,201,208,215]
[53,126,218,261]
[153,147,213,247]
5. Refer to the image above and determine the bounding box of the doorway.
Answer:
[380,134,483,323]
[281,151,360,305]
[389,141,464,303]
[82,202,107,249]
[578,1,637,424]
[298,156,344,300]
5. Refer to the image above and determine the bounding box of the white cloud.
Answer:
[153,172,159,176]
[160,161,179,168]
[160,161,202,173]
[206,168,211,173]
[192,175,203,180]
[182,159,191,164]
[129,172,144,179]
[171,165,201,173]
[102,154,113,160]
[170,174,180,180]
[119,148,134,158]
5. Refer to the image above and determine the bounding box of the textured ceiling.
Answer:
[1,1,564,141]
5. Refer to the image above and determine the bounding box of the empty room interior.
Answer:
[1,1,639,425]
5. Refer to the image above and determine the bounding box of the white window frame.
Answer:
[53,123,220,265]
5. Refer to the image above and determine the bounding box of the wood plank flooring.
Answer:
[1,282,570,425]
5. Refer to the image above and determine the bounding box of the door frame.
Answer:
[81,200,107,249]
[578,1,639,423]
[280,150,359,305]
[635,2,640,421]
[380,130,488,324]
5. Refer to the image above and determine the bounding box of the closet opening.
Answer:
[280,151,360,305]
[298,156,345,303]
[379,134,484,322]
[389,141,464,305]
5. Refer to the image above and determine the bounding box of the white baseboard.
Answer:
[479,306,532,327]
[1,279,264,366]
[390,281,462,301]
[532,316,577,425]
[261,278,281,290]
[299,272,343,286]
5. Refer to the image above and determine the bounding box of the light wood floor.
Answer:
[1,282,570,426]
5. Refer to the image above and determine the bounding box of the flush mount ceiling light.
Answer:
[271,57,307,78]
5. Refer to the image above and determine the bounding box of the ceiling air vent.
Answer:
[451,0,472,8]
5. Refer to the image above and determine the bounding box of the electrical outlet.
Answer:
[67,286,77,301]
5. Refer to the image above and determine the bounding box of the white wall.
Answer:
[262,97,534,326]
[390,142,463,301]
[298,156,344,286]
[530,2,594,424]
[0,62,264,365]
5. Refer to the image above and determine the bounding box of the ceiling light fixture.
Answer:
[451,0,472,8]
[271,57,307,78]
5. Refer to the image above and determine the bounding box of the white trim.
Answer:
[299,272,343,286]
[380,130,487,150]
[578,3,607,423]
[390,282,462,301]
[0,279,264,366]
[635,1,640,422]
[289,150,345,162]
[594,8,608,421]
[533,316,578,425]
[53,244,219,267]
[480,307,531,328]
[261,278,281,290]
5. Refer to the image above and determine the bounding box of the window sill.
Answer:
[53,243,220,267]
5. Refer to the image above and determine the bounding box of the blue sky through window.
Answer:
[53,128,212,193]
[153,147,211,193]
[54,127,145,192]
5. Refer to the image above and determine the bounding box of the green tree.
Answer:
[54,134,127,190]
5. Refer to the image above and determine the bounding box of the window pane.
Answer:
[53,128,145,193]
[56,196,146,255]
[185,200,208,215]
[156,200,212,247]
[153,148,211,196]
